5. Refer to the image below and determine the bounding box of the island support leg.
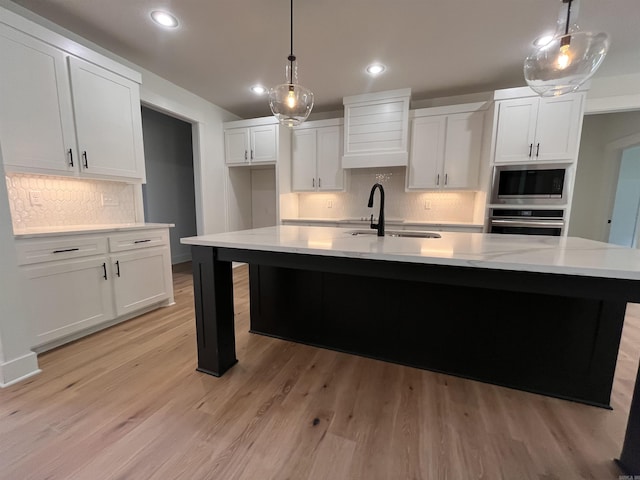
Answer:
[618,359,640,475]
[191,246,237,377]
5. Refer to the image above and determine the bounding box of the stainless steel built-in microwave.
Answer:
[491,164,568,205]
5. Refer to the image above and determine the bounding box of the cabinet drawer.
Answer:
[15,236,108,265]
[108,229,168,252]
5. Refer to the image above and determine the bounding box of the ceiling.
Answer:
[8,0,640,119]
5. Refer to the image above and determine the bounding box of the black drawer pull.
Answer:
[115,260,121,277]
[53,248,79,254]
[134,239,151,244]
[102,262,108,280]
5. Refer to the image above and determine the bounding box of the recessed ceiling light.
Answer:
[250,85,267,95]
[366,63,386,76]
[533,34,554,47]
[150,10,179,28]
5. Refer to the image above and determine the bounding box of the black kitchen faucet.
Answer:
[368,183,385,237]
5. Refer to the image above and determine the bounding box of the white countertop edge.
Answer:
[14,223,175,238]
[181,226,640,281]
[281,218,484,228]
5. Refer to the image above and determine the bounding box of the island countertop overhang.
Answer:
[181,225,640,281]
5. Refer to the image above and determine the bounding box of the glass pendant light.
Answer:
[524,0,610,97]
[269,0,314,127]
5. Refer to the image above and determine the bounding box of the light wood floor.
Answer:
[1,263,638,479]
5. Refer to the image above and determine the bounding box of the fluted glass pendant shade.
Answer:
[269,64,314,127]
[269,0,314,127]
[524,0,610,97]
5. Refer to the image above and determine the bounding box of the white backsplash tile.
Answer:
[6,173,136,230]
[298,167,477,222]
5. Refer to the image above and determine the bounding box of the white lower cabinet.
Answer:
[16,227,173,350]
[111,247,172,316]
[24,256,115,346]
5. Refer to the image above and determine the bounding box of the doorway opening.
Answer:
[608,144,640,246]
[141,106,197,264]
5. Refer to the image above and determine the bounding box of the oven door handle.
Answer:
[490,219,564,228]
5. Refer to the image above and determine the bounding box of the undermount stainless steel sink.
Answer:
[348,230,441,239]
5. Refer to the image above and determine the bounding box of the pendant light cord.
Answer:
[289,0,294,84]
[564,0,572,35]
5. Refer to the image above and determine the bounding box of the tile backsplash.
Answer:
[298,167,477,222]
[6,173,136,231]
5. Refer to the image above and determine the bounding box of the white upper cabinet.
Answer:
[316,125,343,191]
[225,122,278,165]
[68,57,145,180]
[0,21,146,182]
[292,119,344,192]
[494,93,584,164]
[407,108,485,190]
[292,129,316,191]
[0,24,76,175]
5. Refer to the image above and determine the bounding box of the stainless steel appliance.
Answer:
[489,209,564,236]
[491,164,568,205]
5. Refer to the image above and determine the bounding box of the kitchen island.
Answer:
[182,225,640,473]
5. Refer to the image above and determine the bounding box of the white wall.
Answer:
[569,111,640,241]
[0,164,39,386]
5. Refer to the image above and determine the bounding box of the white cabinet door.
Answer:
[292,129,317,191]
[225,128,249,165]
[443,111,484,189]
[317,126,344,191]
[112,247,171,316]
[534,95,583,161]
[0,24,76,175]
[407,116,446,189]
[24,256,114,346]
[251,124,278,163]
[494,98,538,164]
[68,56,145,181]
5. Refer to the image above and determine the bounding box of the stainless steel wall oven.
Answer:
[489,209,564,236]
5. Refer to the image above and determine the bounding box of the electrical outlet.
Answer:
[29,190,43,206]
[424,200,431,210]
[101,193,120,207]
[326,200,333,208]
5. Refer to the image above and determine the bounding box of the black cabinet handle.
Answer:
[68,149,74,167]
[53,248,79,254]
[244,150,247,160]
[528,144,533,157]
[134,239,151,244]
[536,143,540,157]
[312,178,315,188]
[82,151,88,168]
[115,260,121,277]
[319,178,321,188]
[102,262,108,280]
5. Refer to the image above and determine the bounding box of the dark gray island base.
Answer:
[190,245,640,475]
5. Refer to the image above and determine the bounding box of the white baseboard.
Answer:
[0,351,40,387]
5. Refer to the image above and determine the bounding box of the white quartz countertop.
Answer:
[14,223,175,239]
[181,225,640,281]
